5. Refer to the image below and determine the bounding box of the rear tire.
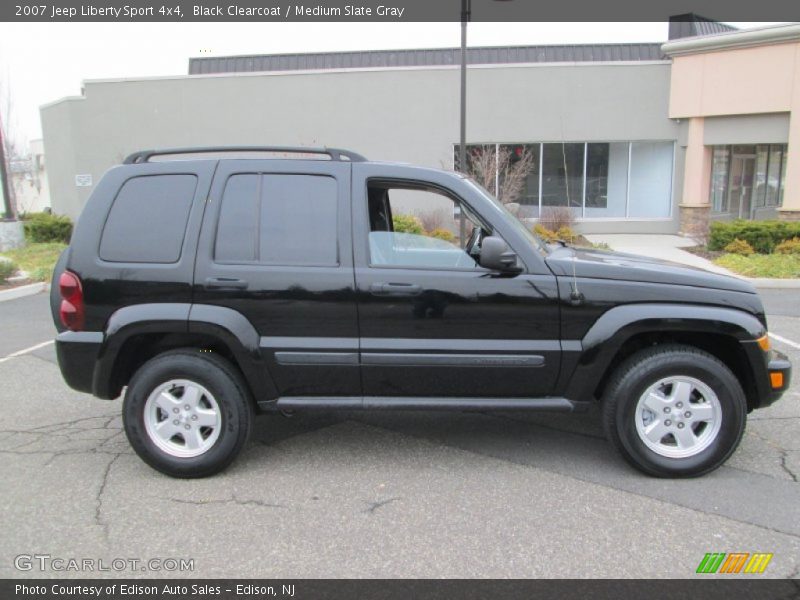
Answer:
[123,349,253,478]
[602,344,746,478]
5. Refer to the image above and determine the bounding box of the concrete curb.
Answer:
[749,278,800,289]
[0,282,48,303]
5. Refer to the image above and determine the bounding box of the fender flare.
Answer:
[562,303,766,401]
[93,303,277,400]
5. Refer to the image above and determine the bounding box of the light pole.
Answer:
[459,0,513,175]
[458,0,511,242]
[458,0,470,177]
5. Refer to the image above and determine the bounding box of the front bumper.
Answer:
[766,352,792,405]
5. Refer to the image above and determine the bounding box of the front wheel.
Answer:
[123,349,253,478]
[602,344,747,477]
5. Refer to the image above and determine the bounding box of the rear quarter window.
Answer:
[99,174,198,263]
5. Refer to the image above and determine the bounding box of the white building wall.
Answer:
[41,62,681,233]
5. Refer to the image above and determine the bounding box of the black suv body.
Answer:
[52,147,791,478]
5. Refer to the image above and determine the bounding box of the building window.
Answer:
[767,145,784,207]
[456,140,674,219]
[754,145,769,208]
[710,144,787,216]
[710,146,731,213]
[499,144,540,211]
[585,143,609,209]
[541,142,584,212]
[628,142,674,218]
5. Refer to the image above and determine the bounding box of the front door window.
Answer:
[366,183,488,270]
[711,144,787,219]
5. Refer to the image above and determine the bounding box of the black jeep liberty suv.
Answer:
[52,147,791,478]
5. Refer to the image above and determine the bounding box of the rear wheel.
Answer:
[123,349,253,478]
[602,344,746,477]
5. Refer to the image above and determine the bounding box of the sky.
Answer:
[0,21,783,146]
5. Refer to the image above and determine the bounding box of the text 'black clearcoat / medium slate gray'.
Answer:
[51,147,792,478]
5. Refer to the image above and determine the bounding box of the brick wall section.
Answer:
[679,205,711,241]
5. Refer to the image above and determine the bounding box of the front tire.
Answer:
[123,349,253,478]
[602,344,746,478]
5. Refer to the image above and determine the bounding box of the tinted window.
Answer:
[215,174,338,266]
[100,174,197,263]
[215,175,259,262]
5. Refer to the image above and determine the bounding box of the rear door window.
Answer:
[99,174,198,263]
[215,173,338,266]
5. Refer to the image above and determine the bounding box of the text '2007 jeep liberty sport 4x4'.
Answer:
[52,147,791,478]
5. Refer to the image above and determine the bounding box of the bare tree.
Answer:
[466,145,536,206]
[414,208,448,233]
[0,78,19,218]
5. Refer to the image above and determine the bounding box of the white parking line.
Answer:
[0,340,54,364]
[769,332,800,350]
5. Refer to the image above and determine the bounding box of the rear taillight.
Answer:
[59,271,84,331]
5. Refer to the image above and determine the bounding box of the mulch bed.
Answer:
[682,245,724,260]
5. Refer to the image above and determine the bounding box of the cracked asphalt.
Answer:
[0,291,798,579]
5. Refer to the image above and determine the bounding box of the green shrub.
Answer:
[556,226,578,243]
[533,223,557,243]
[0,259,17,283]
[708,220,800,254]
[428,227,455,243]
[392,214,424,235]
[723,238,755,256]
[775,237,800,255]
[23,213,73,243]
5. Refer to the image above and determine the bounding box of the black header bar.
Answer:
[4,0,800,22]
[3,579,800,600]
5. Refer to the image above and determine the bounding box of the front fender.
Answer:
[561,303,767,402]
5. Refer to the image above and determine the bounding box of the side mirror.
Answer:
[479,236,519,272]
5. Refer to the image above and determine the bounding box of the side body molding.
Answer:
[561,303,767,402]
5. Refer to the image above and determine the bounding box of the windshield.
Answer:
[463,178,549,254]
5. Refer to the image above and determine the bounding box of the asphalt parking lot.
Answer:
[0,290,798,579]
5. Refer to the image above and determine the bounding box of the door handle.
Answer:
[370,282,422,296]
[204,277,248,290]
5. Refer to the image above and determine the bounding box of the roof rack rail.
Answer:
[122,146,367,165]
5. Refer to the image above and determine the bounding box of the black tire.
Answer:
[602,344,747,478]
[123,349,254,478]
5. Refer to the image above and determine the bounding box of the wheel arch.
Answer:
[93,303,277,402]
[562,303,767,409]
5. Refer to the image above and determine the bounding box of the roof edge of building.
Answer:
[76,60,671,85]
[662,22,800,56]
[188,42,664,65]
[40,95,86,111]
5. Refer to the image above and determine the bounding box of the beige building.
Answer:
[664,24,800,236]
